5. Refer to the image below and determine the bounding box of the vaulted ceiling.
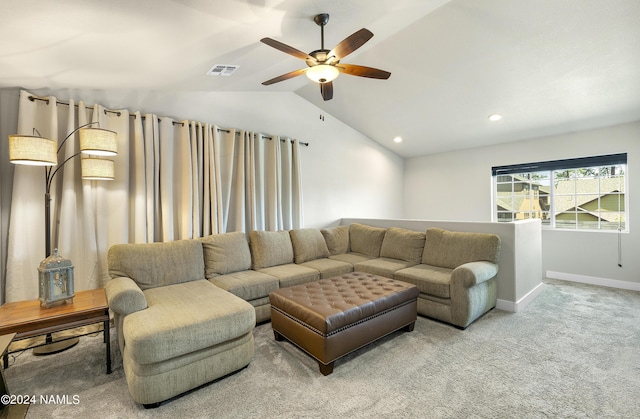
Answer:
[1,0,639,158]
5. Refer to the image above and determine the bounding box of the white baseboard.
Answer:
[496,281,545,313]
[495,299,515,312]
[546,271,640,292]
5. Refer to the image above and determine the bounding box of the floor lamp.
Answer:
[8,122,117,354]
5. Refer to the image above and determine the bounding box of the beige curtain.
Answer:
[0,88,20,304]
[220,131,303,232]
[5,90,303,301]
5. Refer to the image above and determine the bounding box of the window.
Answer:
[492,154,627,231]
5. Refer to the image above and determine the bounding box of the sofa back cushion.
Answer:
[289,228,330,263]
[201,231,252,278]
[380,227,426,264]
[349,223,387,258]
[320,225,350,255]
[422,228,501,269]
[108,239,205,290]
[250,230,294,270]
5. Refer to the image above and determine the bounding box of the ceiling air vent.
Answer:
[207,64,239,76]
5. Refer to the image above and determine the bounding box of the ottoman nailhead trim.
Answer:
[271,299,416,338]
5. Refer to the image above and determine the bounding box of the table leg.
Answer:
[1,334,15,397]
[104,318,111,374]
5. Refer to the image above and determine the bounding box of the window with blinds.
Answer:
[492,153,627,231]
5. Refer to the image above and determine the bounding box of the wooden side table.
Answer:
[0,288,111,374]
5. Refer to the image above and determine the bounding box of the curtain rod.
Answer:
[28,95,309,147]
[212,128,309,147]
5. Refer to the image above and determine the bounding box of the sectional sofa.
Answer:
[105,222,500,406]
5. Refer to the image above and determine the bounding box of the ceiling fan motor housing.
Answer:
[307,50,333,67]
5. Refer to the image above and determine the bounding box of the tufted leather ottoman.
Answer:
[269,272,419,375]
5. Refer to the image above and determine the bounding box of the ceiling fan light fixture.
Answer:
[306,64,339,84]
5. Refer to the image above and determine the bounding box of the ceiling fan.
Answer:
[260,13,391,101]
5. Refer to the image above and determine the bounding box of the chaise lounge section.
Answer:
[106,239,256,407]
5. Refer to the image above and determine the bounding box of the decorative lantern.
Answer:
[38,249,75,308]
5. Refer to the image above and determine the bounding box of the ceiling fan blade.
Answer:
[336,63,391,79]
[260,38,316,62]
[262,68,308,85]
[320,81,333,101]
[329,28,374,60]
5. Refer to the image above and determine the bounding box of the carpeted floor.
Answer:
[4,279,640,418]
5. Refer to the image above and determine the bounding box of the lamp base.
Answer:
[32,338,79,356]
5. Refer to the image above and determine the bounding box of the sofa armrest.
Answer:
[105,276,148,315]
[451,261,498,289]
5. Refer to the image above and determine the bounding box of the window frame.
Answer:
[492,153,628,232]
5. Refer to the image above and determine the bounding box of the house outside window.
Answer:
[492,153,627,231]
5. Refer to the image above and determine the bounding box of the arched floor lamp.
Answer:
[8,122,117,354]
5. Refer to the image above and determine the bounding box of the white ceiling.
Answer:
[1,0,639,158]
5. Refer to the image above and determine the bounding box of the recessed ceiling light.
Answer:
[393,136,403,143]
[488,114,502,122]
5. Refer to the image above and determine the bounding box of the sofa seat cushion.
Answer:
[354,257,417,278]
[300,258,353,279]
[124,280,255,365]
[257,264,320,288]
[328,252,374,266]
[394,264,453,299]
[248,296,270,308]
[209,270,279,301]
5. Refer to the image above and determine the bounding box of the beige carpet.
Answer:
[4,279,640,418]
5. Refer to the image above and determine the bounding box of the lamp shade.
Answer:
[9,135,58,166]
[81,158,115,180]
[79,128,117,156]
[306,64,340,83]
